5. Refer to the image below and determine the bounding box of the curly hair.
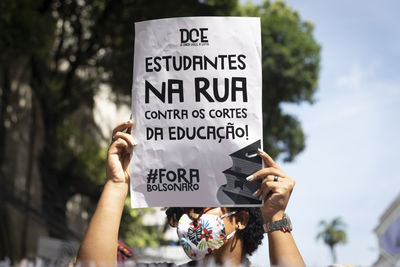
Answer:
[228,207,265,255]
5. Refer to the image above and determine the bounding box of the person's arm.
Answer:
[77,121,135,266]
[268,227,304,267]
[248,149,305,266]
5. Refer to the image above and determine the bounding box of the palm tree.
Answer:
[316,217,347,263]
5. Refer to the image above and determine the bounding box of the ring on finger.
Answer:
[273,175,279,182]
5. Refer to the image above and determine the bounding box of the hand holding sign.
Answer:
[106,120,136,185]
[247,149,296,222]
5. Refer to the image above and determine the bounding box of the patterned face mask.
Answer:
[176,211,237,260]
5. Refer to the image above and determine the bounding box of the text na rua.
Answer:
[145,77,248,103]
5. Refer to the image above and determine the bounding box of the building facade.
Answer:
[374,194,400,266]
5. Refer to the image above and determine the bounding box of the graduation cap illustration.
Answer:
[217,140,263,205]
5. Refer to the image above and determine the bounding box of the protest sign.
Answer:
[130,17,263,208]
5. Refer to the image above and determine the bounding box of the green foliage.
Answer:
[120,197,162,248]
[0,0,55,62]
[205,0,238,15]
[0,0,320,250]
[317,217,347,263]
[239,0,321,161]
[56,114,107,186]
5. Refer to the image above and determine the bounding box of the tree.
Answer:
[0,0,238,259]
[238,0,321,161]
[316,217,348,263]
[0,0,320,260]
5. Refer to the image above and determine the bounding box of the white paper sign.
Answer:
[130,17,263,208]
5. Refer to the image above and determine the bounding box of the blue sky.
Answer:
[247,0,400,266]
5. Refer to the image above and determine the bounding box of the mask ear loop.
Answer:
[220,211,237,219]
[220,211,238,240]
[226,229,236,239]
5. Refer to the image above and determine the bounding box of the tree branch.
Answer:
[53,18,66,72]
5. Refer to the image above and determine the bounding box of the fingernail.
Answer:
[252,189,259,196]
[257,148,265,154]
[126,119,133,123]
[246,175,253,181]
[259,195,264,201]
[132,138,138,145]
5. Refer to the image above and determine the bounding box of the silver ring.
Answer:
[273,175,279,182]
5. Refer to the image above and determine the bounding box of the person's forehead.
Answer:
[199,207,230,214]
[165,207,231,213]
[169,207,227,212]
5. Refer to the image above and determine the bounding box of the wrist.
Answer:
[96,181,128,217]
[104,180,129,198]
[262,210,285,224]
[263,213,292,233]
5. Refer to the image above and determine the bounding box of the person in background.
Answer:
[77,120,305,266]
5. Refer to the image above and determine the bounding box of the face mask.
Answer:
[176,211,237,261]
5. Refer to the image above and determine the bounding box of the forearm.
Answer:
[262,211,305,267]
[253,150,304,266]
[77,182,128,265]
[268,230,305,267]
